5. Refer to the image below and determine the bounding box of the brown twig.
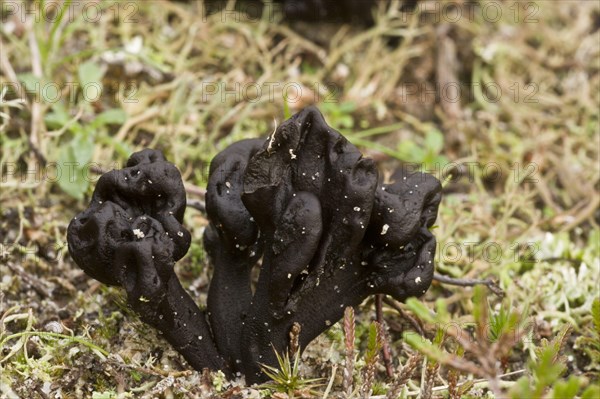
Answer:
[27,18,45,163]
[435,23,465,150]
[0,42,21,88]
[183,182,206,198]
[343,306,355,398]
[375,294,394,378]
[186,199,206,213]
[538,257,582,265]
[433,273,505,297]
[382,297,424,336]
[560,195,600,232]
[115,107,161,142]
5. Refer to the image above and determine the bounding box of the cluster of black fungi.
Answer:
[67,107,441,383]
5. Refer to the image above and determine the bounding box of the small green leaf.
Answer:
[71,131,95,166]
[130,370,142,383]
[592,298,600,336]
[434,298,450,323]
[97,134,132,159]
[366,321,381,360]
[405,298,436,324]
[57,144,90,200]
[458,379,474,395]
[472,286,489,328]
[582,384,600,399]
[402,332,448,363]
[338,102,357,114]
[533,344,567,388]
[78,61,105,90]
[509,377,533,399]
[17,73,42,92]
[45,102,71,128]
[397,139,426,163]
[549,376,580,399]
[425,129,444,154]
[433,327,444,346]
[91,109,127,127]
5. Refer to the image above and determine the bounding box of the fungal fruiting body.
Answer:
[67,106,441,383]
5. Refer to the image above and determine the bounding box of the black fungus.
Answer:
[67,150,224,371]
[67,106,441,384]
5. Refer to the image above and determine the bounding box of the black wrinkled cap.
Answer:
[67,150,225,371]
[67,149,191,285]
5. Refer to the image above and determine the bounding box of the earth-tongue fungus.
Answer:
[66,150,225,371]
[67,106,442,384]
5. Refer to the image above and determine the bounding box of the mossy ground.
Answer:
[0,1,598,398]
